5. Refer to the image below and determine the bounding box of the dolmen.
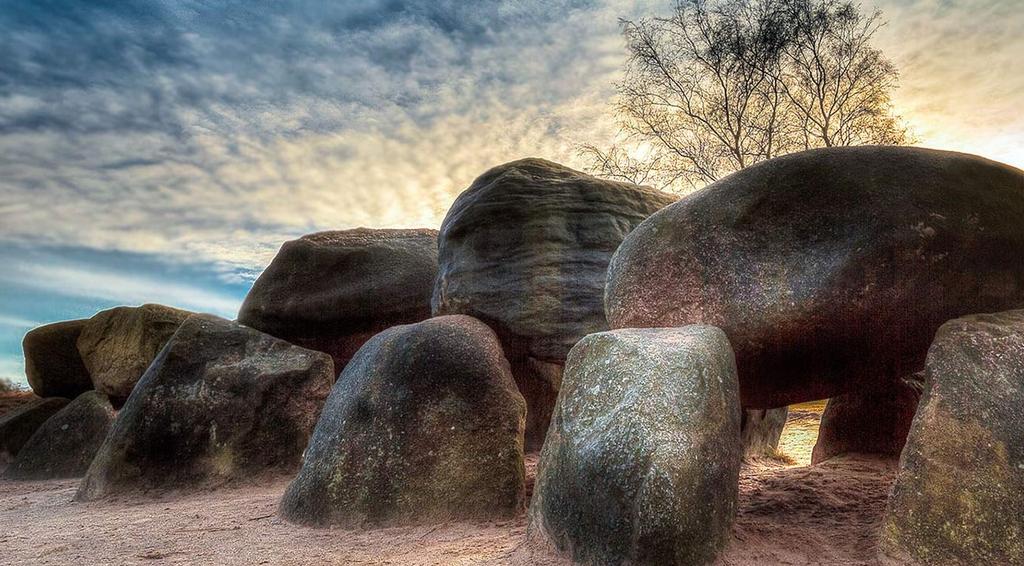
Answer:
[238,228,438,374]
[77,314,333,500]
[280,315,526,527]
[433,158,676,448]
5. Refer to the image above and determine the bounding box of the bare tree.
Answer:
[582,0,911,191]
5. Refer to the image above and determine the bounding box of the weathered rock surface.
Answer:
[238,228,438,374]
[280,315,526,528]
[742,407,789,459]
[5,391,115,480]
[528,327,742,566]
[76,315,333,500]
[606,147,1024,408]
[23,320,93,399]
[0,397,69,462]
[882,310,1024,564]
[77,304,192,404]
[812,373,923,465]
[433,158,676,447]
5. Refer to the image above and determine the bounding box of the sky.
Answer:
[1,0,1022,385]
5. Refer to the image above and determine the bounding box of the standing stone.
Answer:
[77,304,192,404]
[528,327,742,566]
[280,315,526,528]
[5,391,115,480]
[742,407,789,459]
[882,310,1024,564]
[812,373,924,465]
[0,397,69,462]
[606,147,1024,408]
[433,158,676,448]
[77,315,333,500]
[238,228,438,374]
[23,320,93,399]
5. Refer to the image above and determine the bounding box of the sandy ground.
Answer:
[0,398,899,565]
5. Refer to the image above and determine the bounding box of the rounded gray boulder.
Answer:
[528,326,742,566]
[280,315,526,528]
[23,319,93,399]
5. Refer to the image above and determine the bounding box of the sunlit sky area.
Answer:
[1,0,1022,383]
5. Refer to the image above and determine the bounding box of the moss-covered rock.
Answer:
[76,314,333,500]
[279,315,526,528]
[528,326,742,566]
[881,310,1024,564]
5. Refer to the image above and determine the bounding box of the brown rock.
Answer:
[23,320,92,398]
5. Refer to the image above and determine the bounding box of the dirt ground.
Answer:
[0,398,899,565]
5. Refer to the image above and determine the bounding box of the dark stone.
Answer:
[238,228,438,374]
[5,391,115,480]
[280,315,526,528]
[77,304,192,404]
[607,147,1024,408]
[0,397,69,462]
[76,315,333,500]
[812,373,924,464]
[23,320,93,399]
[433,158,676,448]
[528,327,742,566]
[882,310,1024,564]
[742,406,789,459]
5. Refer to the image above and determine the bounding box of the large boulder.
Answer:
[76,315,333,500]
[280,315,526,528]
[0,397,69,462]
[433,158,676,447]
[238,228,438,374]
[77,304,192,404]
[5,391,115,480]
[606,147,1024,408]
[528,327,742,566]
[23,320,93,398]
[881,310,1024,564]
[811,373,923,465]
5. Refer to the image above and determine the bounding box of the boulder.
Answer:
[238,228,438,374]
[280,315,526,528]
[23,319,93,398]
[812,373,923,465]
[76,315,333,500]
[77,304,192,404]
[881,310,1024,564]
[742,407,789,459]
[5,391,115,480]
[606,147,1024,408]
[528,327,742,566]
[0,397,69,462]
[433,158,676,447]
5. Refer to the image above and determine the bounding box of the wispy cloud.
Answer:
[0,315,41,329]
[0,262,240,317]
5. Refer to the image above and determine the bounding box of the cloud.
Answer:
[0,261,241,317]
[0,0,1021,290]
[0,315,41,329]
[0,0,644,282]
